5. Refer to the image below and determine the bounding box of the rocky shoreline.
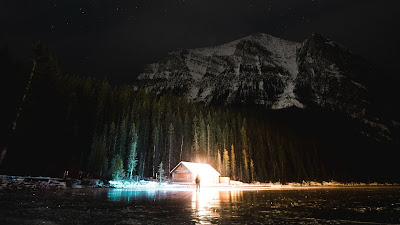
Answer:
[0,175,110,190]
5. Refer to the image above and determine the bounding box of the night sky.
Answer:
[1,0,400,83]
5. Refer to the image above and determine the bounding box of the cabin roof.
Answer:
[170,161,220,176]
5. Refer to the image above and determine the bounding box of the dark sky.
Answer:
[1,0,400,83]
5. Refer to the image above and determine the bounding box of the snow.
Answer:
[272,82,305,109]
[258,80,264,90]
[109,180,183,189]
[326,40,337,47]
[351,80,367,90]
[198,86,214,102]
[189,71,203,81]
[234,62,240,76]
[107,178,400,191]
[186,54,208,81]
[262,35,304,109]
[188,86,200,100]
[255,56,262,75]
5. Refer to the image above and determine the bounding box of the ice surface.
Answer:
[1,186,399,224]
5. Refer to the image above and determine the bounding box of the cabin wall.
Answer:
[171,172,220,184]
[171,172,193,183]
[171,163,193,182]
[204,175,220,184]
[219,177,230,184]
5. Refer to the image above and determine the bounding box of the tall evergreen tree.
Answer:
[217,149,222,174]
[250,158,255,182]
[152,126,160,178]
[111,154,124,180]
[88,133,107,178]
[127,123,138,179]
[127,142,138,180]
[230,144,236,180]
[118,119,127,158]
[207,123,211,161]
[198,113,207,156]
[158,161,164,182]
[242,149,249,182]
[168,123,175,172]
[222,148,230,177]
[192,116,200,160]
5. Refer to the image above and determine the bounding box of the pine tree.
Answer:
[127,123,138,179]
[158,161,164,182]
[217,149,222,174]
[168,123,174,173]
[199,113,207,156]
[223,122,229,150]
[192,116,200,160]
[222,148,230,177]
[207,123,211,161]
[118,119,127,158]
[242,149,249,182]
[183,111,191,160]
[88,129,107,178]
[241,118,248,151]
[95,77,110,125]
[230,144,236,180]
[109,122,117,155]
[152,126,160,178]
[111,154,124,180]
[250,158,255,182]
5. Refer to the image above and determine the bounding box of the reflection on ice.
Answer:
[191,189,243,224]
[191,189,220,222]
[107,186,246,223]
[107,189,162,202]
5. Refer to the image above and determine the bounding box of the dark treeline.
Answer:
[1,43,398,183]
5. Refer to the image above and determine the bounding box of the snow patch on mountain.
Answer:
[270,45,304,109]
[272,82,305,109]
[251,34,305,109]
[244,34,305,108]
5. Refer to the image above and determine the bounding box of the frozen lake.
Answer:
[1,186,400,224]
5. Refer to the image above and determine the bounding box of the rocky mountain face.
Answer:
[136,33,397,142]
[137,33,303,108]
[296,33,371,115]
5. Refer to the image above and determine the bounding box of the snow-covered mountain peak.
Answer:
[136,32,394,142]
[138,33,307,107]
[137,33,370,112]
[189,33,299,60]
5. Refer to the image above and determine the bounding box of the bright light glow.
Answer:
[173,161,220,185]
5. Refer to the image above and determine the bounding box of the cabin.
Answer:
[170,161,220,184]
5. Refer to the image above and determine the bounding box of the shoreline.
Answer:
[1,175,399,191]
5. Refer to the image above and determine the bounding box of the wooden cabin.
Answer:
[170,161,220,184]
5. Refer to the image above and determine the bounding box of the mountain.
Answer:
[137,33,302,108]
[136,33,398,142]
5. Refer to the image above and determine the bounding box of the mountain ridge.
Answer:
[135,32,398,142]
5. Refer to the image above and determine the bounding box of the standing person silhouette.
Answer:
[195,174,200,192]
